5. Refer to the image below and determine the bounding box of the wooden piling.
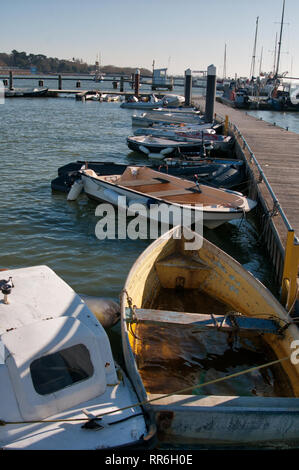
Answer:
[9,71,13,90]
[184,69,192,106]
[120,76,124,92]
[134,69,140,98]
[58,74,62,90]
[205,64,216,123]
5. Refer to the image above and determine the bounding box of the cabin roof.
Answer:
[0,265,98,335]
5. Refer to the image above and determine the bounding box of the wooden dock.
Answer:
[194,96,299,310]
[196,97,299,241]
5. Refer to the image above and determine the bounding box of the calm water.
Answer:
[0,80,293,352]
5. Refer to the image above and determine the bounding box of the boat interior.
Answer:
[84,166,245,209]
[124,234,299,399]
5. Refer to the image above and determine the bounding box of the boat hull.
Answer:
[120,227,299,448]
[127,137,204,156]
[80,172,252,229]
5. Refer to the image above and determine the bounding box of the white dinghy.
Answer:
[79,166,256,229]
[0,266,155,450]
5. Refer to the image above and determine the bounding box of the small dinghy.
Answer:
[79,165,256,229]
[0,266,155,450]
[127,135,206,158]
[132,111,207,127]
[121,94,184,110]
[51,159,245,194]
[121,94,163,109]
[121,226,299,448]
[133,128,234,156]
[4,87,48,98]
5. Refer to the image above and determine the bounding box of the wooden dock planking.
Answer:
[195,97,299,248]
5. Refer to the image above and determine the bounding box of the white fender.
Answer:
[103,188,127,209]
[160,147,174,155]
[79,294,120,328]
[139,145,150,154]
[67,179,83,200]
[290,87,299,105]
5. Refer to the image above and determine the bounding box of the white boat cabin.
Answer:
[0,265,117,424]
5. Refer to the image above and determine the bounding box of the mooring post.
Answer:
[134,69,140,97]
[120,75,124,92]
[205,64,216,123]
[9,71,13,90]
[131,73,134,89]
[184,68,192,106]
[58,74,62,90]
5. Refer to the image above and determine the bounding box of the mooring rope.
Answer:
[0,355,290,427]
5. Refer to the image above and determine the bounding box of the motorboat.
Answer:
[127,135,206,158]
[51,159,245,194]
[4,87,48,98]
[78,165,256,229]
[121,94,184,110]
[0,265,155,450]
[120,226,299,448]
[132,111,207,127]
[127,133,234,158]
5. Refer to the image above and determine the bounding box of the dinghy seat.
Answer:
[127,308,282,335]
[149,188,191,197]
[119,177,168,187]
[155,253,211,289]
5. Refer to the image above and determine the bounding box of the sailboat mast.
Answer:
[273,32,278,74]
[250,16,259,79]
[275,0,285,77]
[223,43,227,79]
[259,47,263,75]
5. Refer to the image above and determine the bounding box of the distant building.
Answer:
[152,68,173,90]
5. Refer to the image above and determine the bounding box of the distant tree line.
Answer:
[0,50,152,76]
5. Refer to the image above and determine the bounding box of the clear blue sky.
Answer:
[1,0,298,78]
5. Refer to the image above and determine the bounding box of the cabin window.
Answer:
[30,344,94,395]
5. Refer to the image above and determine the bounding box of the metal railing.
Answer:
[218,112,299,311]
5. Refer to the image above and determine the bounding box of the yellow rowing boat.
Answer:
[121,226,299,449]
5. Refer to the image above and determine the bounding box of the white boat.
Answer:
[121,94,163,109]
[4,87,48,98]
[0,266,155,450]
[132,111,207,127]
[131,130,234,156]
[120,226,299,449]
[85,92,101,101]
[101,94,121,102]
[121,94,184,110]
[79,165,256,229]
[127,135,206,158]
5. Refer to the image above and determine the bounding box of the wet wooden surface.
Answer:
[195,97,299,246]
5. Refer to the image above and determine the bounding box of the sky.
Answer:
[1,0,298,79]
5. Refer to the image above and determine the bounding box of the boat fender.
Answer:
[67,179,84,200]
[103,188,128,209]
[139,145,150,155]
[160,147,173,155]
[79,294,120,328]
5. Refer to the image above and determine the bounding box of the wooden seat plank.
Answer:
[127,308,281,335]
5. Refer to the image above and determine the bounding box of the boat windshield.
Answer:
[30,344,94,395]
